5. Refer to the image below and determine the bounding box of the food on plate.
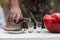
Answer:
[3,26,25,31]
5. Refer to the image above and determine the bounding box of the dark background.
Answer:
[1,0,60,28]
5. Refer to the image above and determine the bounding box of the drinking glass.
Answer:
[28,22,34,33]
[36,22,42,33]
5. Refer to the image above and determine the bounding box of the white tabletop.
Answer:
[0,29,60,38]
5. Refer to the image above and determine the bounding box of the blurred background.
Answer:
[0,0,60,28]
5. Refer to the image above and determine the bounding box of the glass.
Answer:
[36,22,42,33]
[28,22,34,33]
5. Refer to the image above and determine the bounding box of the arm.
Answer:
[9,0,20,8]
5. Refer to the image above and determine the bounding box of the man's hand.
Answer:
[8,0,23,23]
[8,7,23,23]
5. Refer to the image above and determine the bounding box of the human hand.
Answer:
[8,7,23,23]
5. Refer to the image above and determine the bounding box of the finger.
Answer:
[16,14,20,23]
[8,12,11,22]
[20,14,23,20]
[12,13,16,22]
[9,12,13,22]
[20,12,23,20]
[8,14,10,22]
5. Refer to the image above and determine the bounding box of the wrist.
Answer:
[10,6,22,12]
[10,5,20,9]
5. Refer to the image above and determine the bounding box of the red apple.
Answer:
[43,13,60,33]
[43,14,53,32]
[51,13,60,20]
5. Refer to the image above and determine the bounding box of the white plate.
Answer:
[5,30,25,34]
